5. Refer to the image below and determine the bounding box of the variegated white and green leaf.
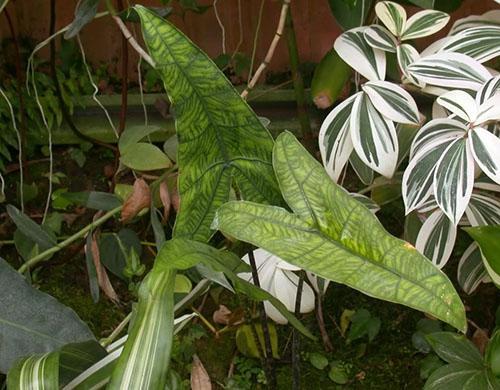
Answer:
[362,80,420,124]
[434,138,475,225]
[318,93,358,182]
[7,353,59,390]
[397,44,423,87]
[475,94,500,125]
[334,27,386,81]
[375,1,406,37]
[410,119,466,158]
[403,139,456,214]
[475,75,500,105]
[449,10,500,35]
[468,127,500,185]
[402,10,450,40]
[350,153,374,185]
[407,52,491,90]
[474,179,500,193]
[440,26,500,63]
[350,92,398,178]
[466,193,500,227]
[457,243,489,294]
[415,209,456,269]
[436,90,477,122]
[364,25,397,52]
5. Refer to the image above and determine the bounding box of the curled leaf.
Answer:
[121,178,151,222]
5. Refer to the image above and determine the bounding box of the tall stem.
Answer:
[248,250,276,389]
[18,206,122,274]
[292,272,304,389]
[285,6,314,152]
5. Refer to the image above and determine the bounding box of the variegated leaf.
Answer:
[7,353,59,390]
[434,138,475,225]
[397,44,423,87]
[362,80,420,124]
[457,243,489,295]
[350,153,374,185]
[449,10,500,35]
[318,93,358,182]
[407,52,491,90]
[475,75,500,106]
[334,27,386,81]
[364,25,397,52]
[466,193,500,226]
[411,118,466,158]
[474,179,500,193]
[350,92,398,178]
[403,139,457,214]
[475,94,500,124]
[440,26,500,63]
[415,209,457,269]
[375,1,406,37]
[402,10,450,41]
[469,127,500,185]
[436,90,477,122]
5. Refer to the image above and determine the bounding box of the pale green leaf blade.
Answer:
[214,132,467,332]
[440,26,500,63]
[136,5,281,242]
[362,80,420,124]
[423,363,490,390]
[334,27,386,82]
[375,1,407,36]
[402,10,450,40]
[0,258,95,374]
[364,25,397,52]
[120,142,172,171]
[318,93,358,182]
[350,92,398,178]
[118,125,163,154]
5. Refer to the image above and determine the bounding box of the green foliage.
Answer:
[235,323,279,359]
[213,131,467,332]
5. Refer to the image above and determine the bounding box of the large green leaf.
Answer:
[212,131,466,332]
[465,225,500,287]
[0,258,95,373]
[136,6,282,242]
[328,0,373,31]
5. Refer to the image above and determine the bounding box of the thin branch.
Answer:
[292,272,304,390]
[241,0,291,99]
[112,15,155,68]
[213,0,226,54]
[246,0,265,85]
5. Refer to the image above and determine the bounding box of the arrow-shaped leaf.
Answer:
[213,132,466,332]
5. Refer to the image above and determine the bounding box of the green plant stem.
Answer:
[248,250,276,389]
[292,271,304,390]
[285,6,314,152]
[18,205,122,274]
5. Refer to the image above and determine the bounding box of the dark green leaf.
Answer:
[426,332,483,367]
[7,205,56,251]
[328,0,373,31]
[64,0,100,39]
[309,352,329,370]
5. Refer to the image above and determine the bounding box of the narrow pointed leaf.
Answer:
[397,44,423,87]
[476,75,500,106]
[475,95,500,125]
[434,138,474,225]
[426,332,483,366]
[350,92,398,178]
[136,6,281,242]
[410,118,465,158]
[402,10,450,40]
[457,243,488,295]
[469,127,500,185]
[364,25,397,52]
[362,80,420,124]
[407,52,491,90]
[213,132,467,332]
[375,1,407,36]
[436,90,477,122]
[334,28,386,81]
[466,193,500,226]
[440,26,500,63]
[318,93,358,182]
[416,209,457,269]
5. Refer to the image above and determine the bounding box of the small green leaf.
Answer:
[420,354,445,380]
[235,324,279,359]
[120,143,172,171]
[425,332,483,367]
[309,352,329,370]
[329,363,349,384]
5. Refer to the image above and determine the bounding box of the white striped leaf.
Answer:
[440,26,500,63]
[403,139,456,214]
[469,127,500,185]
[476,75,500,105]
[318,93,358,182]
[434,138,475,225]
[449,10,500,35]
[416,209,457,269]
[7,353,59,390]
[350,92,398,178]
[397,44,424,87]
[474,180,500,193]
[457,243,488,294]
[364,25,397,52]
[436,90,477,122]
[350,153,374,185]
[402,10,450,40]
[334,27,386,81]
[407,52,491,90]
[475,94,500,125]
[375,1,406,37]
[411,118,466,158]
[466,193,500,226]
[362,80,420,124]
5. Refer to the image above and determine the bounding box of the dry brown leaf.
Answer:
[85,230,119,303]
[472,328,489,355]
[121,178,151,222]
[191,354,212,390]
[159,181,171,221]
[213,305,232,325]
